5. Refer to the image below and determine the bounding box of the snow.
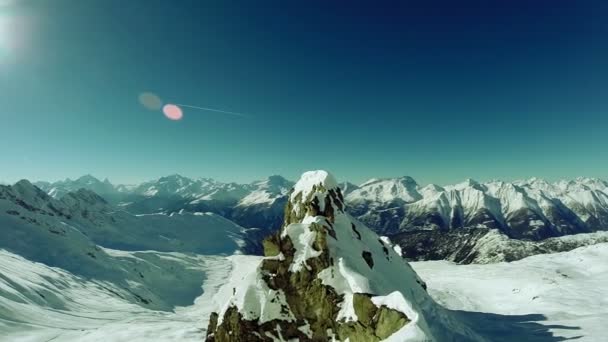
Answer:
[412,243,608,341]
[347,176,421,203]
[211,255,295,325]
[0,249,232,342]
[372,293,427,341]
[6,241,607,341]
[282,222,323,272]
[238,190,276,206]
[291,170,338,201]
[313,212,437,339]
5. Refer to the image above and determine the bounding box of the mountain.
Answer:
[34,175,118,199]
[345,177,421,235]
[229,175,293,232]
[346,177,608,239]
[347,177,608,262]
[205,171,478,341]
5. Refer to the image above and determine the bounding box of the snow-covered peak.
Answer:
[252,175,293,192]
[76,174,101,184]
[419,183,445,197]
[448,178,483,191]
[290,170,339,202]
[347,176,421,203]
[34,175,118,199]
[235,176,293,207]
[264,174,290,185]
[360,176,417,188]
[157,174,191,185]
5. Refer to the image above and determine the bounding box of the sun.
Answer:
[0,4,29,63]
[0,16,13,60]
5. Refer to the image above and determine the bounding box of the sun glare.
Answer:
[162,104,183,121]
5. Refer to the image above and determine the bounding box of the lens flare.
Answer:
[162,104,183,121]
[138,92,162,110]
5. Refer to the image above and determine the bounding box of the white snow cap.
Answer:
[291,170,339,201]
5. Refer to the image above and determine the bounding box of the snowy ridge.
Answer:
[347,176,421,204]
[349,176,608,240]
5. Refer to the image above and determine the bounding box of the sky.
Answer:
[1,0,607,185]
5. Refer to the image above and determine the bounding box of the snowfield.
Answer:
[0,250,232,342]
[412,242,608,341]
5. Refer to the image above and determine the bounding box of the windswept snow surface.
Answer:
[0,250,232,342]
[412,243,608,341]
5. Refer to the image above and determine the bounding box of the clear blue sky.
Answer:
[1,0,607,185]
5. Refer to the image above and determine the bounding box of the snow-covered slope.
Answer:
[412,243,608,341]
[0,249,232,341]
[206,170,478,341]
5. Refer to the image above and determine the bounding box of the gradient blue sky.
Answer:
[1,0,607,185]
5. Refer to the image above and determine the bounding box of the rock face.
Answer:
[205,171,473,342]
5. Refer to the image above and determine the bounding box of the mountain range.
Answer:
[32,175,608,247]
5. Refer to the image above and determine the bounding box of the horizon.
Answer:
[2,1,607,186]
[2,171,607,189]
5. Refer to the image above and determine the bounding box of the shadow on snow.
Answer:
[455,311,582,341]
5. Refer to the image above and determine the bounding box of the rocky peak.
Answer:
[157,174,191,185]
[339,181,360,196]
[206,170,441,341]
[254,175,293,193]
[284,170,344,226]
[0,180,72,218]
[12,179,50,201]
[76,174,101,184]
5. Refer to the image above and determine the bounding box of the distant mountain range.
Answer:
[27,174,608,261]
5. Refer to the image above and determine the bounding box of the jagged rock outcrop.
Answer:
[205,171,477,341]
